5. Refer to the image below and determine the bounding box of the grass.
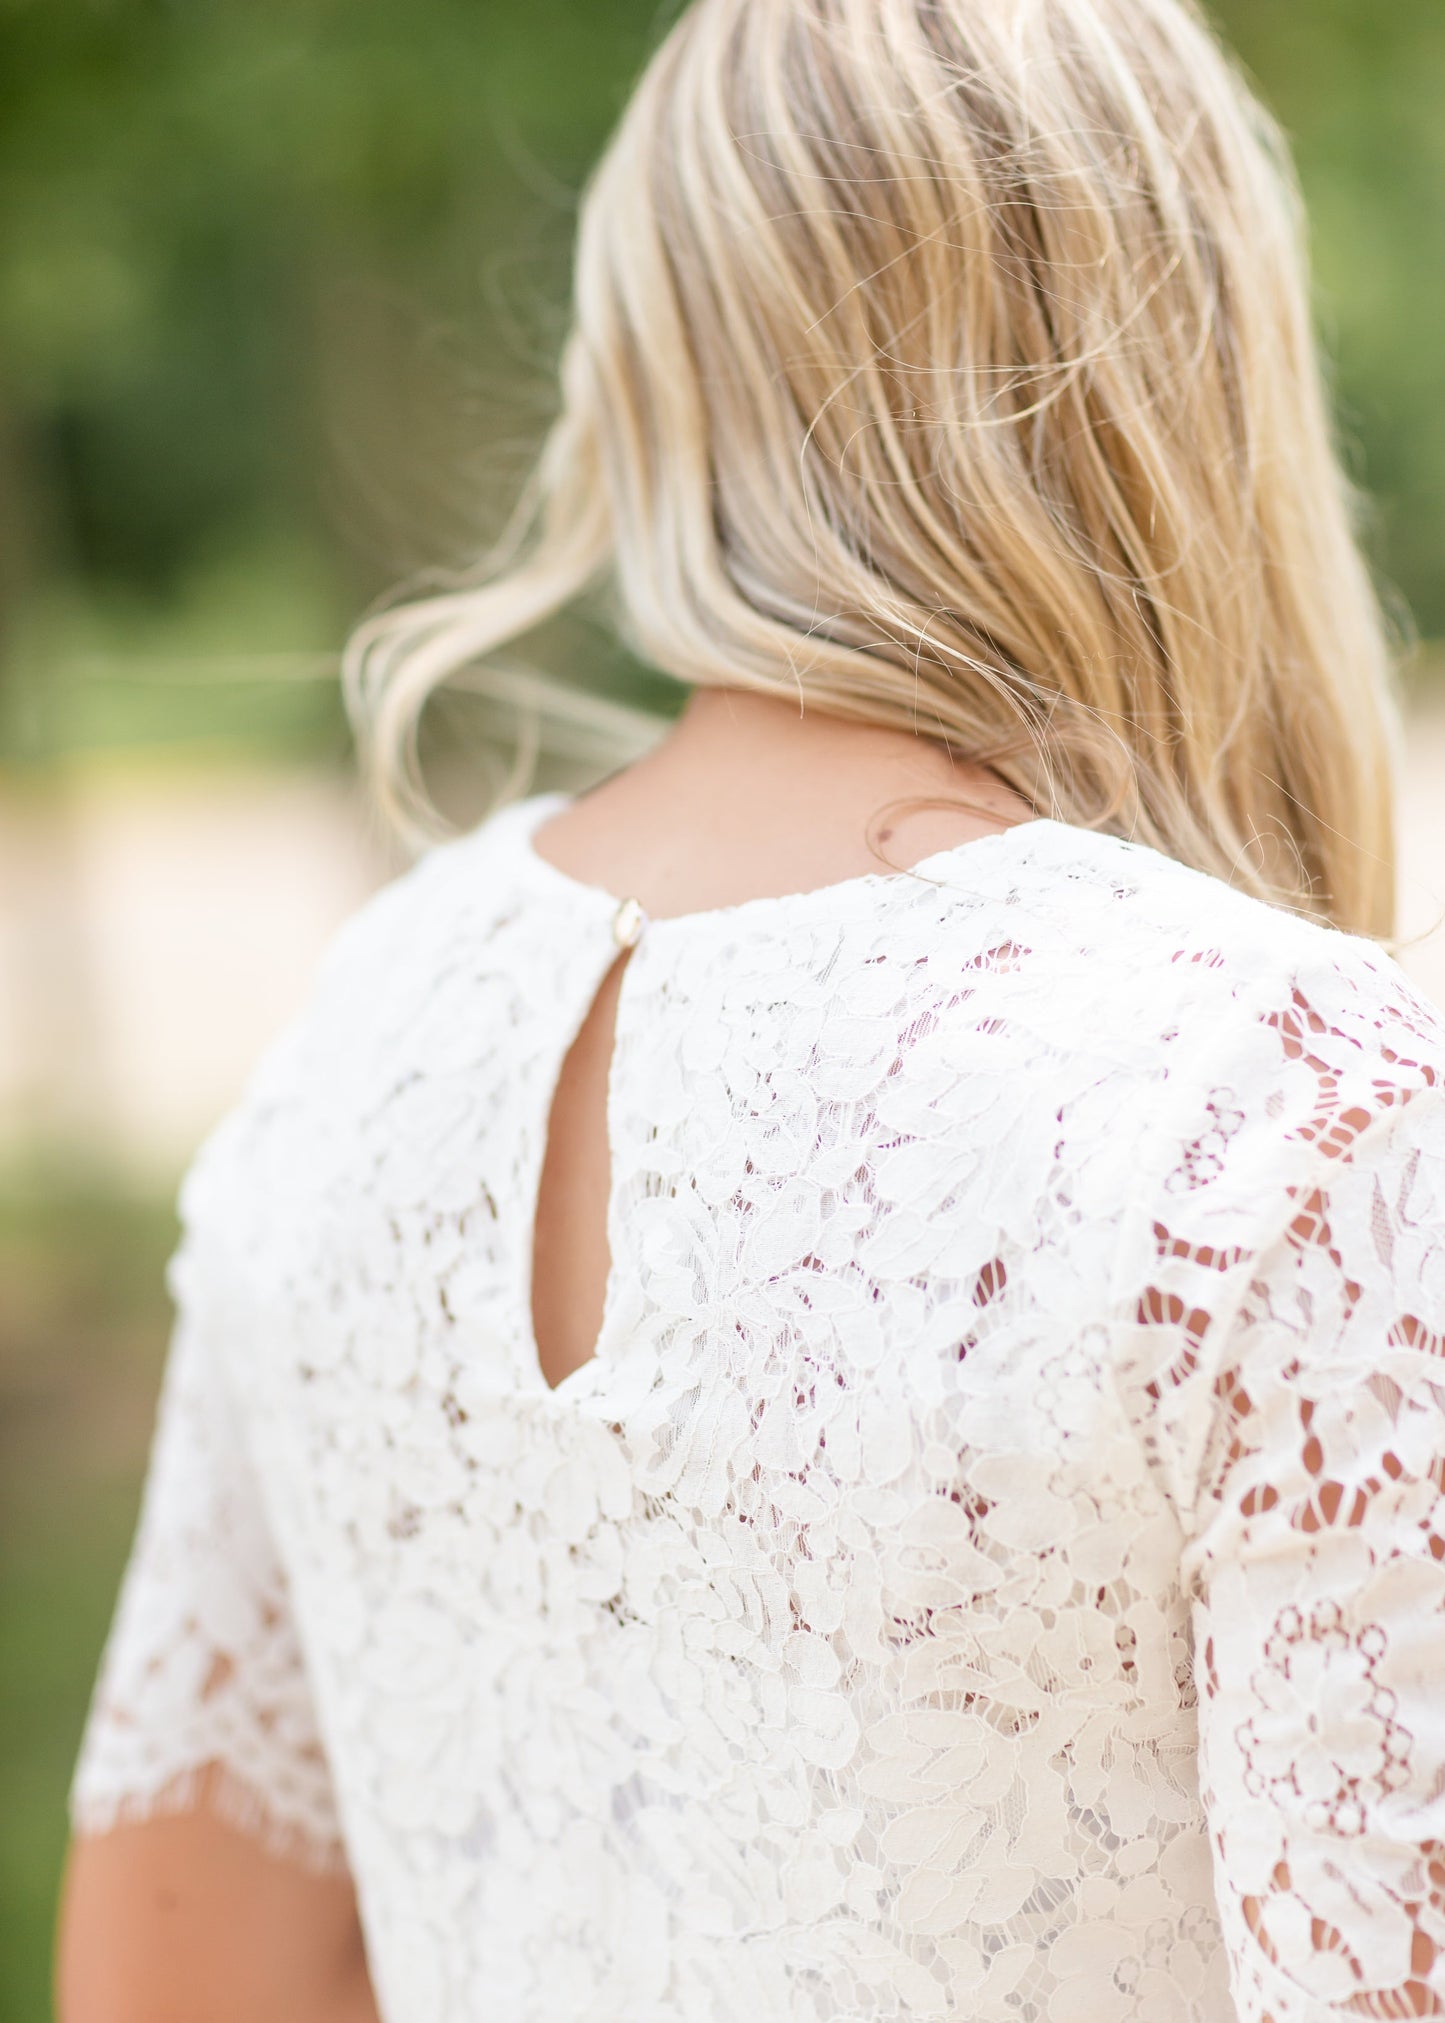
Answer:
[0,1175,177,2023]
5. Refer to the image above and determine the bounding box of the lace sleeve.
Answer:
[69,1219,345,1872]
[1170,997,1445,2018]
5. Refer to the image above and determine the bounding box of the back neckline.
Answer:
[501,791,1079,941]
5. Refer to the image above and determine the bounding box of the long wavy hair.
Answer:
[345,0,1403,940]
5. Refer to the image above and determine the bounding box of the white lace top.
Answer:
[73,794,1445,2023]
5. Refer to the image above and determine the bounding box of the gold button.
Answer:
[611,896,648,949]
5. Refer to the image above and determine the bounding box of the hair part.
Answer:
[345,0,1403,940]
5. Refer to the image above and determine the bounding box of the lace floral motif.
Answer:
[1238,1605,1412,1836]
[73,798,1445,2022]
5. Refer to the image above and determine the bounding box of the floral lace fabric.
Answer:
[73,796,1445,2022]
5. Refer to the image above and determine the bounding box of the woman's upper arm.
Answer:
[59,1217,366,2020]
[67,1261,343,1858]
[56,859,460,2020]
[1184,1080,1445,2020]
[59,1797,378,2023]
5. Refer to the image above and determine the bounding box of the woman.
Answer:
[58,0,1445,2018]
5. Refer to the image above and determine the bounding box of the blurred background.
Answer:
[1,1,1443,2013]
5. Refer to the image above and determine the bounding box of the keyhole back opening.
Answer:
[528,948,635,1394]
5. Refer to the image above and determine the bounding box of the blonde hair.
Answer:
[345,0,1403,939]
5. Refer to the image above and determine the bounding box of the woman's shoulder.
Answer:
[312,800,1445,1115]
[938,814,1444,1080]
[1048,833,1445,1530]
[174,799,545,1210]
[992,821,1445,1293]
[312,794,545,981]
[906,819,1445,1240]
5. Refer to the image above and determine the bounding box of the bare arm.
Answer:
[58,1778,380,2023]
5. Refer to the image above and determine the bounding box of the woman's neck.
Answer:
[531,683,1038,922]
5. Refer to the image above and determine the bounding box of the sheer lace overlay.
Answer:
[73,797,1445,2021]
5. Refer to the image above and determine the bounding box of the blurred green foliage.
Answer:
[0,0,673,764]
[0,1177,175,2023]
[1217,0,1445,649]
[0,0,1442,774]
